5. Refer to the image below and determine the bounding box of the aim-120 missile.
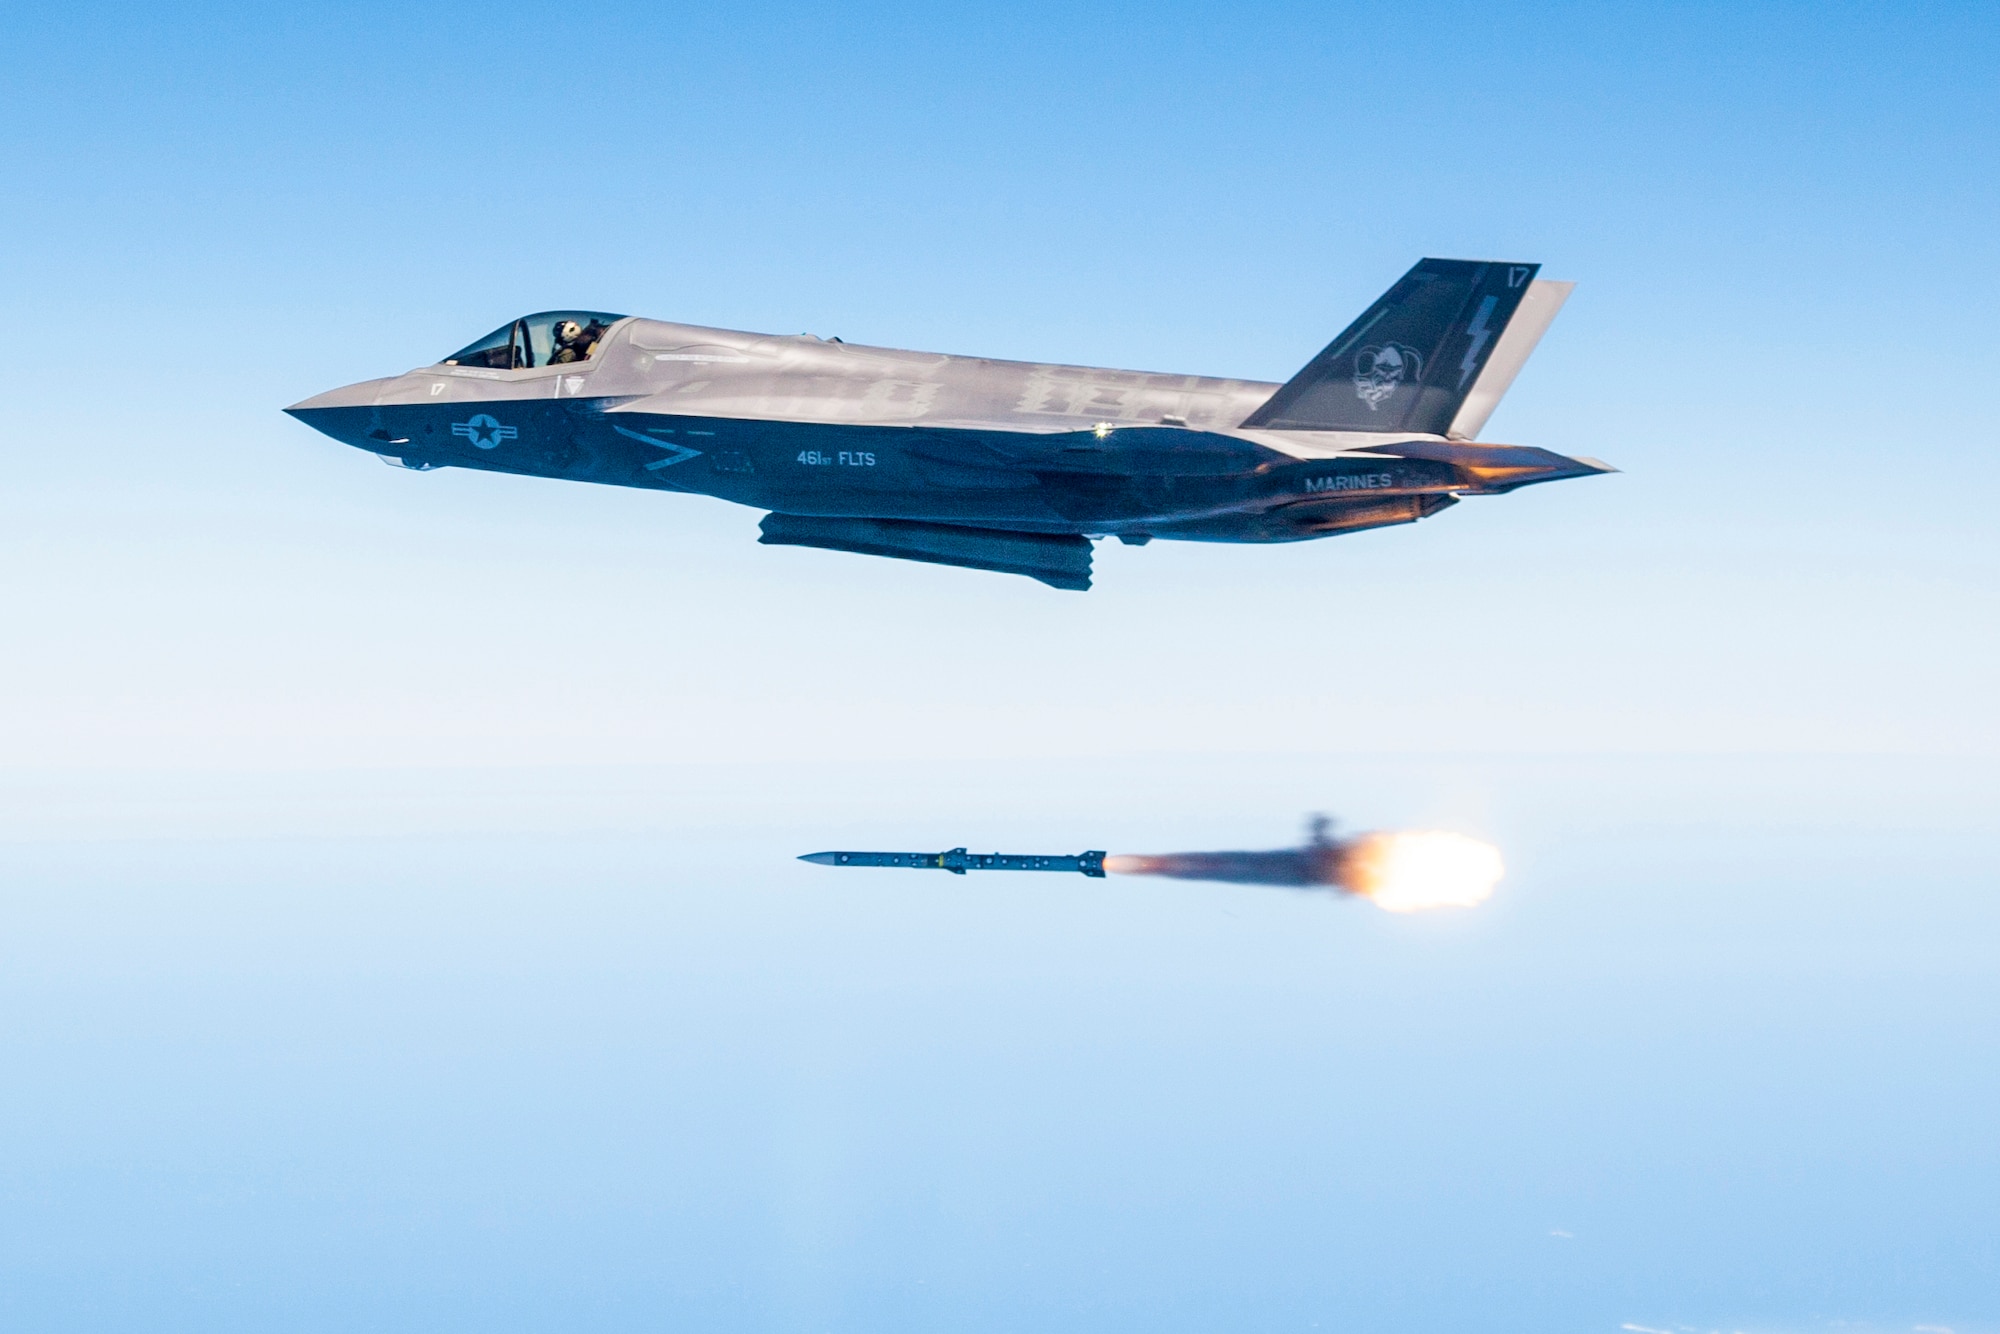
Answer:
[799,817,1503,914]
[799,847,1106,877]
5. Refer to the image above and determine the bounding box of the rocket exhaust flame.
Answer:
[1339,831,1503,912]
[1104,818,1503,912]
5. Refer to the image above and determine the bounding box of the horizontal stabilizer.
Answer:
[1243,258,1546,434]
[1363,437,1615,491]
[759,513,1094,590]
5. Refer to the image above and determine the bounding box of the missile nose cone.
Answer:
[798,852,843,865]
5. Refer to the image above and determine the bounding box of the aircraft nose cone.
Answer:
[284,376,405,449]
[285,403,371,448]
[286,376,391,414]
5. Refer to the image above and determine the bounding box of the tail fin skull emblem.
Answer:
[1352,343,1421,410]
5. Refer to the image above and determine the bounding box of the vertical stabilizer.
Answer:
[1446,279,1573,440]
[1241,258,1545,434]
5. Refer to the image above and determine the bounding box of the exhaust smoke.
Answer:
[1104,817,1503,912]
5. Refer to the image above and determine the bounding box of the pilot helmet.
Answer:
[554,319,584,345]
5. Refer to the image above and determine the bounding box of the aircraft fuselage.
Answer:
[286,261,1610,587]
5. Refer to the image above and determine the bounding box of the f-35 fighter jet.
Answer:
[287,259,1607,590]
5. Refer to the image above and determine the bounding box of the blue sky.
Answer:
[1,3,1997,1330]
[3,1,1998,773]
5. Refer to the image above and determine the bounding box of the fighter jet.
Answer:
[286,258,1607,590]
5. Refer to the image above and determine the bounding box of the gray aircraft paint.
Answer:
[287,259,1610,589]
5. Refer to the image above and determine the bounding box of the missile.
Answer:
[799,847,1107,877]
[798,818,1504,912]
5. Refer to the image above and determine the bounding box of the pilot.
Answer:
[550,319,605,364]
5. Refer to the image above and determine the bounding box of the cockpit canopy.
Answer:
[443,310,626,370]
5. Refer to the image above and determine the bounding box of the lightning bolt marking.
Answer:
[1457,295,1499,390]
